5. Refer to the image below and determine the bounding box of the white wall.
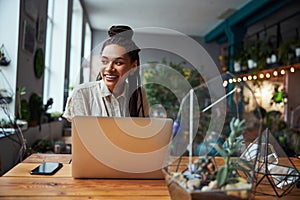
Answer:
[0,0,20,116]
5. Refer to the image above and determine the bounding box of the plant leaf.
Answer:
[234,164,251,177]
[217,165,228,187]
[210,143,227,157]
[236,158,253,170]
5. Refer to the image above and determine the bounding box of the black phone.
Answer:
[30,162,63,175]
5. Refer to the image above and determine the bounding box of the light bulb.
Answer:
[290,67,295,73]
[259,73,264,79]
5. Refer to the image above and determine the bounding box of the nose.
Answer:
[106,61,115,72]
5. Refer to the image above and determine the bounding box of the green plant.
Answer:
[212,118,252,188]
[243,39,266,69]
[144,58,202,119]
[17,86,29,121]
[278,37,295,65]
[29,93,43,127]
[30,139,54,153]
[169,118,253,198]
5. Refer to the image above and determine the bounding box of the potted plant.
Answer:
[164,118,255,200]
[292,37,300,58]
[0,44,11,66]
[232,49,247,73]
[261,35,277,66]
[278,37,294,66]
[28,93,43,127]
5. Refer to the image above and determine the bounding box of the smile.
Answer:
[105,74,119,81]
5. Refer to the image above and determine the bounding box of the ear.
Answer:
[131,60,138,69]
[129,60,138,75]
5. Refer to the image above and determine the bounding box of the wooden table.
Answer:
[0,154,299,199]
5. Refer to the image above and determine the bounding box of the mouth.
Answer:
[104,74,119,81]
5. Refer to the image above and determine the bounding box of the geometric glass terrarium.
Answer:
[164,72,263,200]
[242,128,300,197]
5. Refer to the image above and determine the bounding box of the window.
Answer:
[82,22,92,83]
[43,0,68,113]
[68,0,83,96]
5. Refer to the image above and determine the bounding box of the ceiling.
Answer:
[81,0,251,37]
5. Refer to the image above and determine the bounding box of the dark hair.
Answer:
[97,25,144,117]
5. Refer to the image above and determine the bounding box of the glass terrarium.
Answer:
[163,72,263,200]
[243,128,300,197]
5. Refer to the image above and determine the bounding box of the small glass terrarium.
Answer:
[164,72,263,200]
[244,128,300,197]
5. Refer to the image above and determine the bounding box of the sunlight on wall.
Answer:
[244,80,284,114]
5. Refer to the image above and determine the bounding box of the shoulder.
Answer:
[74,81,101,91]
[71,81,104,95]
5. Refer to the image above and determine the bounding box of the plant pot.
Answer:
[247,59,254,69]
[271,54,277,63]
[234,61,241,73]
[295,48,300,57]
[163,168,253,200]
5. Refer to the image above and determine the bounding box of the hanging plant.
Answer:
[0,44,11,66]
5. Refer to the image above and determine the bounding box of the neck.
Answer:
[111,83,125,97]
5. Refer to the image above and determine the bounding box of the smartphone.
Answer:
[30,162,63,175]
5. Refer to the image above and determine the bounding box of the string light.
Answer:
[223,80,228,87]
[259,73,264,79]
[222,66,298,86]
[290,67,295,73]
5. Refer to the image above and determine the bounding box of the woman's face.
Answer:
[100,44,137,93]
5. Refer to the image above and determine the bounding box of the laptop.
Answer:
[71,116,173,179]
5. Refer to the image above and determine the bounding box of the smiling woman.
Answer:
[100,44,136,95]
[62,25,149,121]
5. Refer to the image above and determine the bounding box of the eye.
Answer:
[101,60,108,65]
[115,61,123,66]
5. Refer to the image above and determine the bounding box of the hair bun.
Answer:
[108,25,133,39]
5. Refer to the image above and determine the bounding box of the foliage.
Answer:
[211,118,252,188]
[278,37,295,66]
[30,139,54,153]
[169,117,252,194]
[143,58,203,119]
[29,93,43,127]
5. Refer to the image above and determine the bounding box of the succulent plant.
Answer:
[170,117,253,196]
[212,118,252,188]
